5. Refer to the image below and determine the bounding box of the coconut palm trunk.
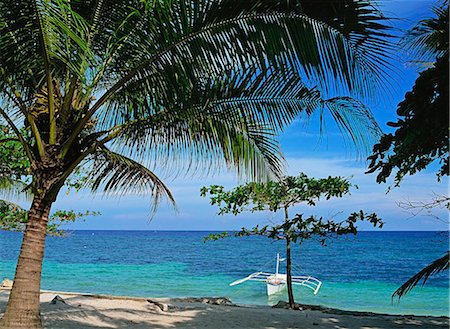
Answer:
[0,195,53,328]
[1,163,63,328]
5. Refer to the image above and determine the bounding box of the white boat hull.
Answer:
[266,274,287,295]
[228,254,322,296]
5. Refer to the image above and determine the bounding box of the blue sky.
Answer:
[52,0,447,231]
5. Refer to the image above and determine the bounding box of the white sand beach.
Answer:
[0,289,448,329]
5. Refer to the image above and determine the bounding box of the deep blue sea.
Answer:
[0,231,448,316]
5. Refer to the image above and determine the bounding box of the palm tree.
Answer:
[0,1,393,327]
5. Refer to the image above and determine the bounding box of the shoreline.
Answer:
[1,288,448,328]
[3,286,448,318]
[36,288,450,319]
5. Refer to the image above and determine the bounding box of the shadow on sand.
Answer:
[0,290,448,329]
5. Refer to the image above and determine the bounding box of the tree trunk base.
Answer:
[0,194,52,329]
[0,310,42,329]
[272,300,303,310]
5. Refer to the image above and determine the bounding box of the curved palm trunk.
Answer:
[0,195,53,329]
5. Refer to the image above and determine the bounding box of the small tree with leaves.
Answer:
[201,173,382,309]
[0,200,98,237]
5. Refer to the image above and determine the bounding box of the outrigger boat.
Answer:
[229,253,322,296]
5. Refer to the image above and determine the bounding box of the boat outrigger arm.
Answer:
[229,254,322,296]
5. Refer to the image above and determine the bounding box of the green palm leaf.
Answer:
[0,0,92,92]
[88,0,393,109]
[401,0,448,63]
[85,146,175,214]
[65,0,393,96]
[107,109,285,181]
[393,252,449,299]
[98,70,380,182]
[324,96,381,155]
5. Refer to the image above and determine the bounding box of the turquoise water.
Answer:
[0,231,448,316]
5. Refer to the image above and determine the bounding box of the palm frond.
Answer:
[82,0,394,116]
[393,252,449,299]
[401,0,448,63]
[0,175,31,202]
[98,71,313,180]
[84,146,176,214]
[100,68,317,130]
[0,0,93,97]
[0,0,393,206]
[0,1,42,97]
[324,97,382,155]
[97,70,380,181]
[108,108,286,182]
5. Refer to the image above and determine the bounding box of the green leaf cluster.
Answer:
[0,200,99,236]
[207,211,382,245]
[0,125,31,200]
[367,1,449,185]
[200,173,353,215]
[0,126,30,178]
[202,173,382,243]
[0,124,96,229]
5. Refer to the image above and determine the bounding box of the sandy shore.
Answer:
[0,289,448,328]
